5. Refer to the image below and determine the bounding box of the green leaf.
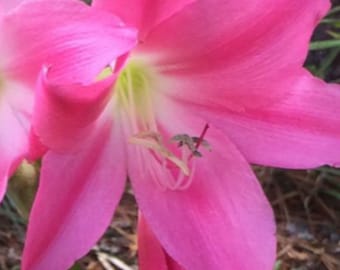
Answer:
[309,40,340,50]
[274,260,282,270]
[69,263,82,270]
[326,6,340,16]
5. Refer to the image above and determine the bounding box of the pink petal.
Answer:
[92,0,194,39]
[204,72,340,168]
[128,123,276,270]
[138,213,184,270]
[138,214,169,270]
[32,68,116,151]
[161,67,340,168]
[138,0,329,109]
[0,81,32,201]
[142,0,328,66]
[140,0,340,169]
[27,129,48,161]
[3,0,137,85]
[22,122,127,270]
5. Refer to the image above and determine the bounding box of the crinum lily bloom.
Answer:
[6,0,340,269]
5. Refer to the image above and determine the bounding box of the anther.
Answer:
[171,123,211,160]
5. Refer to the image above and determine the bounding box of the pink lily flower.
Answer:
[6,0,340,269]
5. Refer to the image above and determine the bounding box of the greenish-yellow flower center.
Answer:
[112,59,160,136]
[116,61,150,102]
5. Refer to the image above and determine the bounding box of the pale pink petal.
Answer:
[129,123,276,270]
[2,0,137,85]
[32,68,116,151]
[92,0,194,39]
[22,122,127,270]
[0,81,32,201]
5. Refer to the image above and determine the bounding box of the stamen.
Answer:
[173,163,196,190]
[170,146,196,190]
[129,131,190,176]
